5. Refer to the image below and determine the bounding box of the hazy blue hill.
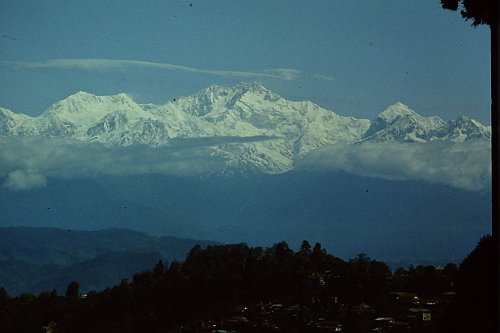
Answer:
[0,170,491,271]
[0,227,217,264]
[0,260,41,295]
[0,177,184,237]
[0,227,220,295]
[0,252,164,296]
[93,171,490,261]
[29,251,166,296]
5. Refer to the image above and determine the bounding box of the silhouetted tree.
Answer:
[0,287,10,306]
[366,260,391,306]
[443,235,497,332]
[311,242,328,272]
[65,281,79,297]
[441,0,497,26]
[153,259,165,277]
[443,262,458,277]
[273,241,294,265]
[169,259,182,274]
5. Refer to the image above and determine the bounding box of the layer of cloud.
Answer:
[1,136,491,192]
[3,170,47,191]
[2,59,301,81]
[296,140,491,191]
[0,136,228,191]
[0,135,283,191]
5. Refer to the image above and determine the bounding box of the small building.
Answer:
[352,302,375,315]
[374,317,395,332]
[374,317,395,324]
[407,308,431,322]
[42,320,57,333]
[311,319,342,332]
[234,305,247,313]
[395,293,422,304]
[392,321,411,332]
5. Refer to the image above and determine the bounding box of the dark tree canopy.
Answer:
[65,281,79,297]
[441,0,498,26]
[0,240,469,332]
[443,235,498,332]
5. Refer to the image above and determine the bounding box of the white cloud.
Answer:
[0,135,278,191]
[3,170,47,191]
[0,136,491,192]
[0,136,227,190]
[313,74,335,81]
[3,59,301,80]
[296,140,492,191]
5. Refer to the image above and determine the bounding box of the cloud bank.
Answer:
[296,140,491,192]
[0,136,227,191]
[0,136,491,192]
[3,59,301,81]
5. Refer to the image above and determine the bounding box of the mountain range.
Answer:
[0,82,491,175]
[0,83,492,279]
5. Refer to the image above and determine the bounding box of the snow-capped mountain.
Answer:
[361,102,491,143]
[0,83,491,174]
[361,102,447,142]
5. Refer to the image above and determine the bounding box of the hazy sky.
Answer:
[0,0,491,124]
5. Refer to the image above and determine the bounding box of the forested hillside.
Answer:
[1,238,490,333]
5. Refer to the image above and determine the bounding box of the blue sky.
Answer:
[0,0,491,124]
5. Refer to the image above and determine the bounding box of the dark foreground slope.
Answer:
[1,239,495,333]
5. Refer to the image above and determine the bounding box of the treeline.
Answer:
[0,238,491,333]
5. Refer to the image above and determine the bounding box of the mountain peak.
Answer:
[65,91,135,104]
[377,102,417,123]
[444,115,491,141]
[72,90,94,97]
[362,103,451,142]
[231,82,282,104]
[235,81,267,91]
[63,91,100,103]
[39,91,147,130]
